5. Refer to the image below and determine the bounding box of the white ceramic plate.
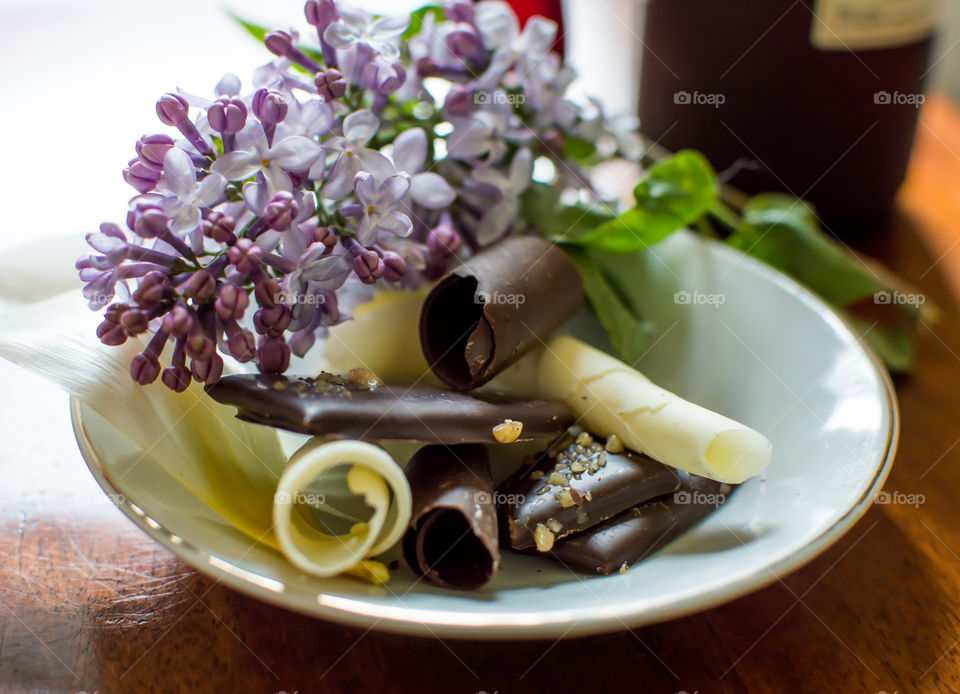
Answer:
[71,232,897,639]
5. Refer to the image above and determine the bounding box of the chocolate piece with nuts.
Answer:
[206,373,573,443]
[402,445,500,590]
[419,235,584,391]
[496,432,681,551]
[549,471,732,575]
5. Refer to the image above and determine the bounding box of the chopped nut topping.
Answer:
[347,367,384,389]
[570,461,586,473]
[492,419,523,443]
[556,489,575,508]
[575,432,594,447]
[529,470,545,480]
[618,562,629,575]
[546,472,568,486]
[534,523,555,551]
[546,518,562,533]
[605,434,624,453]
[272,381,287,391]
[536,487,550,495]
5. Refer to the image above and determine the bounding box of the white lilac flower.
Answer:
[323,109,394,198]
[211,120,323,192]
[473,0,558,90]
[323,6,409,62]
[446,97,529,162]
[353,171,413,244]
[156,148,227,251]
[391,128,456,209]
[471,148,533,244]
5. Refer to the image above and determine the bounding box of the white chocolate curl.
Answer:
[538,336,772,484]
[273,438,412,579]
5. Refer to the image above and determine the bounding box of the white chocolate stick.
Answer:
[273,438,412,579]
[538,336,772,484]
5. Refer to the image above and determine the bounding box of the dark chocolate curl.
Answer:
[419,235,584,390]
[549,472,734,575]
[497,434,681,551]
[205,373,574,443]
[402,445,500,590]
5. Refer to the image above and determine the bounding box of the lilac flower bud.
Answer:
[228,328,257,362]
[162,304,195,337]
[215,284,250,321]
[314,69,347,102]
[228,239,263,274]
[104,302,129,323]
[207,97,247,135]
[156,93,189,126]
[133,271,172,309]
[185,332,216,361]
[445,25,483,64]
[264,30,294,57]
[364,58,406,96]
[255,277,280,309]
[445,0,476,24]
[162,364,192,392]
[254,304,292,336]
[444,85,474,118]
[381,250,407,282]
[120,309,150,335]
[126,200,169,239]
[263,191,299,231]
[97,320,127,346]
[177,271,216,301]
[427,222,462,257]
[313,226,338,251]
[201,210,236,243]
[353,248,385,284]
[252,88,288,125]
[190,355,223,384]
[258,337,291,374]
[130,353,161,385]
[305,0,337,28]
[135,134,175,170]
[123,158,162,194]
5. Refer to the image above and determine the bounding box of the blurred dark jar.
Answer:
[639,0,936,234]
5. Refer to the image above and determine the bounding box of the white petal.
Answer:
[216,72,241,96]
[508,148,534,191]
[269,136,322,172]
[391,128,427,174]
[323,22,362,50]
[371,15,410,39]
[211,151,261,181]
[410,172,456,209]
[378,210,413,238]
[517,16,558,56]
[356,149,396,182]
[474,0,520,49]
[242,180,271,215]
[196,173,227,207]
[302,255,351,290]
[161,148,198,198]
[342,109,380,146]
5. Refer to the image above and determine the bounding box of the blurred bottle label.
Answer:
[811,0,937,50]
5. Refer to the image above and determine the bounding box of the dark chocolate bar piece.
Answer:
[402,445,500,590]
[549,472,733,575]
[205,373,573,443]
[496,433,681,551]
[419,235,584,390]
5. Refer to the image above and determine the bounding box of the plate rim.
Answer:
[70,239,900,639]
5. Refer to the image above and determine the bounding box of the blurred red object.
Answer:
[504,0,564,55]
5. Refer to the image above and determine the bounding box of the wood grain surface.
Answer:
[3,95,960,694]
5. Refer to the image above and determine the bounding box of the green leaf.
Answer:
[565,247,654,363]
[568,150,717,252]
[847,316,916,373]
[726,193,884,306]
[563,136,597,163]
[227,11,268,41]
[403,4,442,39]
[521,183,616,243]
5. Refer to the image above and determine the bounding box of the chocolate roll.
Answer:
[206,373,573,443]
[496,432,681,552]
[402,445,500,590]
[549,472,733,575]
[419,235,584,390]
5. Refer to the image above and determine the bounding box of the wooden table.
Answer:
[3,96,960,694]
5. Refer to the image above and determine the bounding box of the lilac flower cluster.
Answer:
[79,0,637,388]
